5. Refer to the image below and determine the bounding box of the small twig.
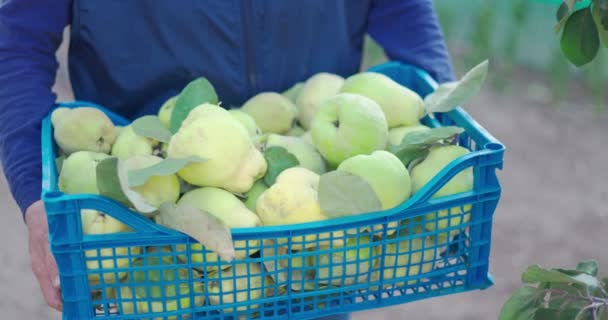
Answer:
[578,302,602,320]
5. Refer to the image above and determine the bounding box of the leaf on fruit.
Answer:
[127,156,207,187]
[498,286,541,320]
[131,115,173,143]
[96,157,158,216]
[318,171,382,218]
[157,203,235,263]
[170,77,219,133]
[407,153,429,172]
[387,126,462,168]
[400,126,464,146]
[561,7,600,67]
[523,265,578,284]
[263,146,300,186]
[576,259,599,276]
[423,59,489,114]
[116,159,158,216]
[96,157,132,207]
[522,265,599,287]
[391,144,430,168]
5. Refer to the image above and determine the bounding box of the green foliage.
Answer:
[423,60,489,114]
[561,6,600,66]
[157,203,235,263]
[554,0,608,66]
[262,146,299,186]
[499,260,608,320]
[170,78,218,133]
[127,156,206,187]
[430,0,606,109]
[131,115,172,143]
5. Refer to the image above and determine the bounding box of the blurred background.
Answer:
[1,1,607,319]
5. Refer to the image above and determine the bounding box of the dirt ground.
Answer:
[1,30,607,320]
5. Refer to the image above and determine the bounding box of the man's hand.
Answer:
[25,200,62,311]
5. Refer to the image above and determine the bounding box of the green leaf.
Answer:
[156,202,235,263]
[170,77,219,133]
[571,273,601,288]
[318,171,383,218]
[522,265,599,287]
[535,307,583,320]
[96,157,158,216]
[282,82,304,103]
[498,286,541,320]
[592,2,608,47]
[131,115,173,143]
[603,276,608,289]
[127,156,207,187]
[555,268,587,276]
[116,158,158,215]
[407,152,429,173]
[387,126,462,168]
[545,283,587,309]
[400,126,464,146]
[555,1,580,32]
[561,7,600,66]
[551,267,601,288]
[576,260,599,276]
[263,146,300,186]
[423,59,489,114]
[96,157,132,207]
[391,144,430,168]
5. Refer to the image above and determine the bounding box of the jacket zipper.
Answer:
[241,0,257,97]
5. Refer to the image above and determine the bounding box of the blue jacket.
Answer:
[0,0,454,217]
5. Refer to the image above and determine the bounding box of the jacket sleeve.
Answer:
[0,0,71,217]
[367,0,455,83]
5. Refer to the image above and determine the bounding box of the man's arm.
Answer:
[0,0,71,217]
[367,0,455,83]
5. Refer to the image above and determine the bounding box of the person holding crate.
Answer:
[0,1,454,319]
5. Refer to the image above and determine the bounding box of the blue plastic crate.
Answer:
[41,62,505,320]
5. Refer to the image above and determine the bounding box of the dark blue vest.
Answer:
[68,1,373,119]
